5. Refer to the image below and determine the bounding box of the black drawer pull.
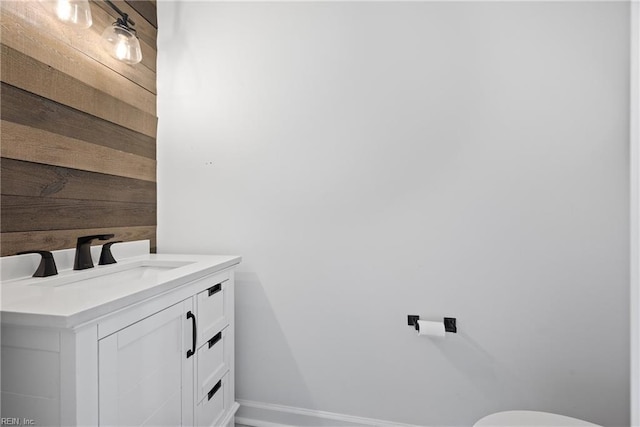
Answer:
[208,331,222,348]
[186,311,196,359]
[208,380,222,401]
[208,283,222,296]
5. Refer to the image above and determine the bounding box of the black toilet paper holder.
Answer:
[407,315,457,333]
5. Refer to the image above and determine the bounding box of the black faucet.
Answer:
[17,250,58,277]
[74,234,115,270]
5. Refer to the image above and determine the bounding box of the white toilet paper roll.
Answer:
[416,320,446,337]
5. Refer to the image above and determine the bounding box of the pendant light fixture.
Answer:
[101,0,142,65]
[41,0,142,66]
[39,0,93,29]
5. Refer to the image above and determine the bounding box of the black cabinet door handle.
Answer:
[208,331,222,348]
[208,283,222,296]
[208,380,222,401]
[186,311,196,358]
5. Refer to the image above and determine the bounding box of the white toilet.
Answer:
[474,410,601,427]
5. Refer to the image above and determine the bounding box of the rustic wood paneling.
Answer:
[1,0,158,257]
[2,158,156,204]
[1,83,155,159]
[2,195,156,233]
[1,45,157,137]
[2,227,157,256]
[2,120,156,182]
[126,0,157,28]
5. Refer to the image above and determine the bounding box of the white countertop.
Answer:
[1,242,241,329]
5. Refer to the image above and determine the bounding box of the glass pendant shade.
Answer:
[101,25,143,65]
[40,0,92,29]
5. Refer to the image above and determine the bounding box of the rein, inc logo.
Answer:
[1,419,35,426]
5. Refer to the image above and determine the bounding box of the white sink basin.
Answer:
[25,260,194,288]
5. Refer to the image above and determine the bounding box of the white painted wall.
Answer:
[157,2,631,425]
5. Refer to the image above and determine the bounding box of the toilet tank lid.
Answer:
[474,410,601,427]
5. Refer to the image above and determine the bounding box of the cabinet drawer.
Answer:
[196,373,229,427]
[196,326,229,402]
[196,279,227,343]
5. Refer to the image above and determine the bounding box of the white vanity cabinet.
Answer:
[1,253,239,427]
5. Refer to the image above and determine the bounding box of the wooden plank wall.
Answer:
[0,0,158,256]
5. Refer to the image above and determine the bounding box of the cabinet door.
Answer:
[99,300,193,426]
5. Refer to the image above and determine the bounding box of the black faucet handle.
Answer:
[99,241,123,265]
[17,250,58,277]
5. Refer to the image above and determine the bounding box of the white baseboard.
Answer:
[235,416,292,427]
[235,399,424,427]
[221,402,240,426]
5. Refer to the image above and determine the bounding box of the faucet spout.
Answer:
[73,234,115,270]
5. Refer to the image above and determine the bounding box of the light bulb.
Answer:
[55,0,72,21]
[40,0,92,29]
[115,36,129,60]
